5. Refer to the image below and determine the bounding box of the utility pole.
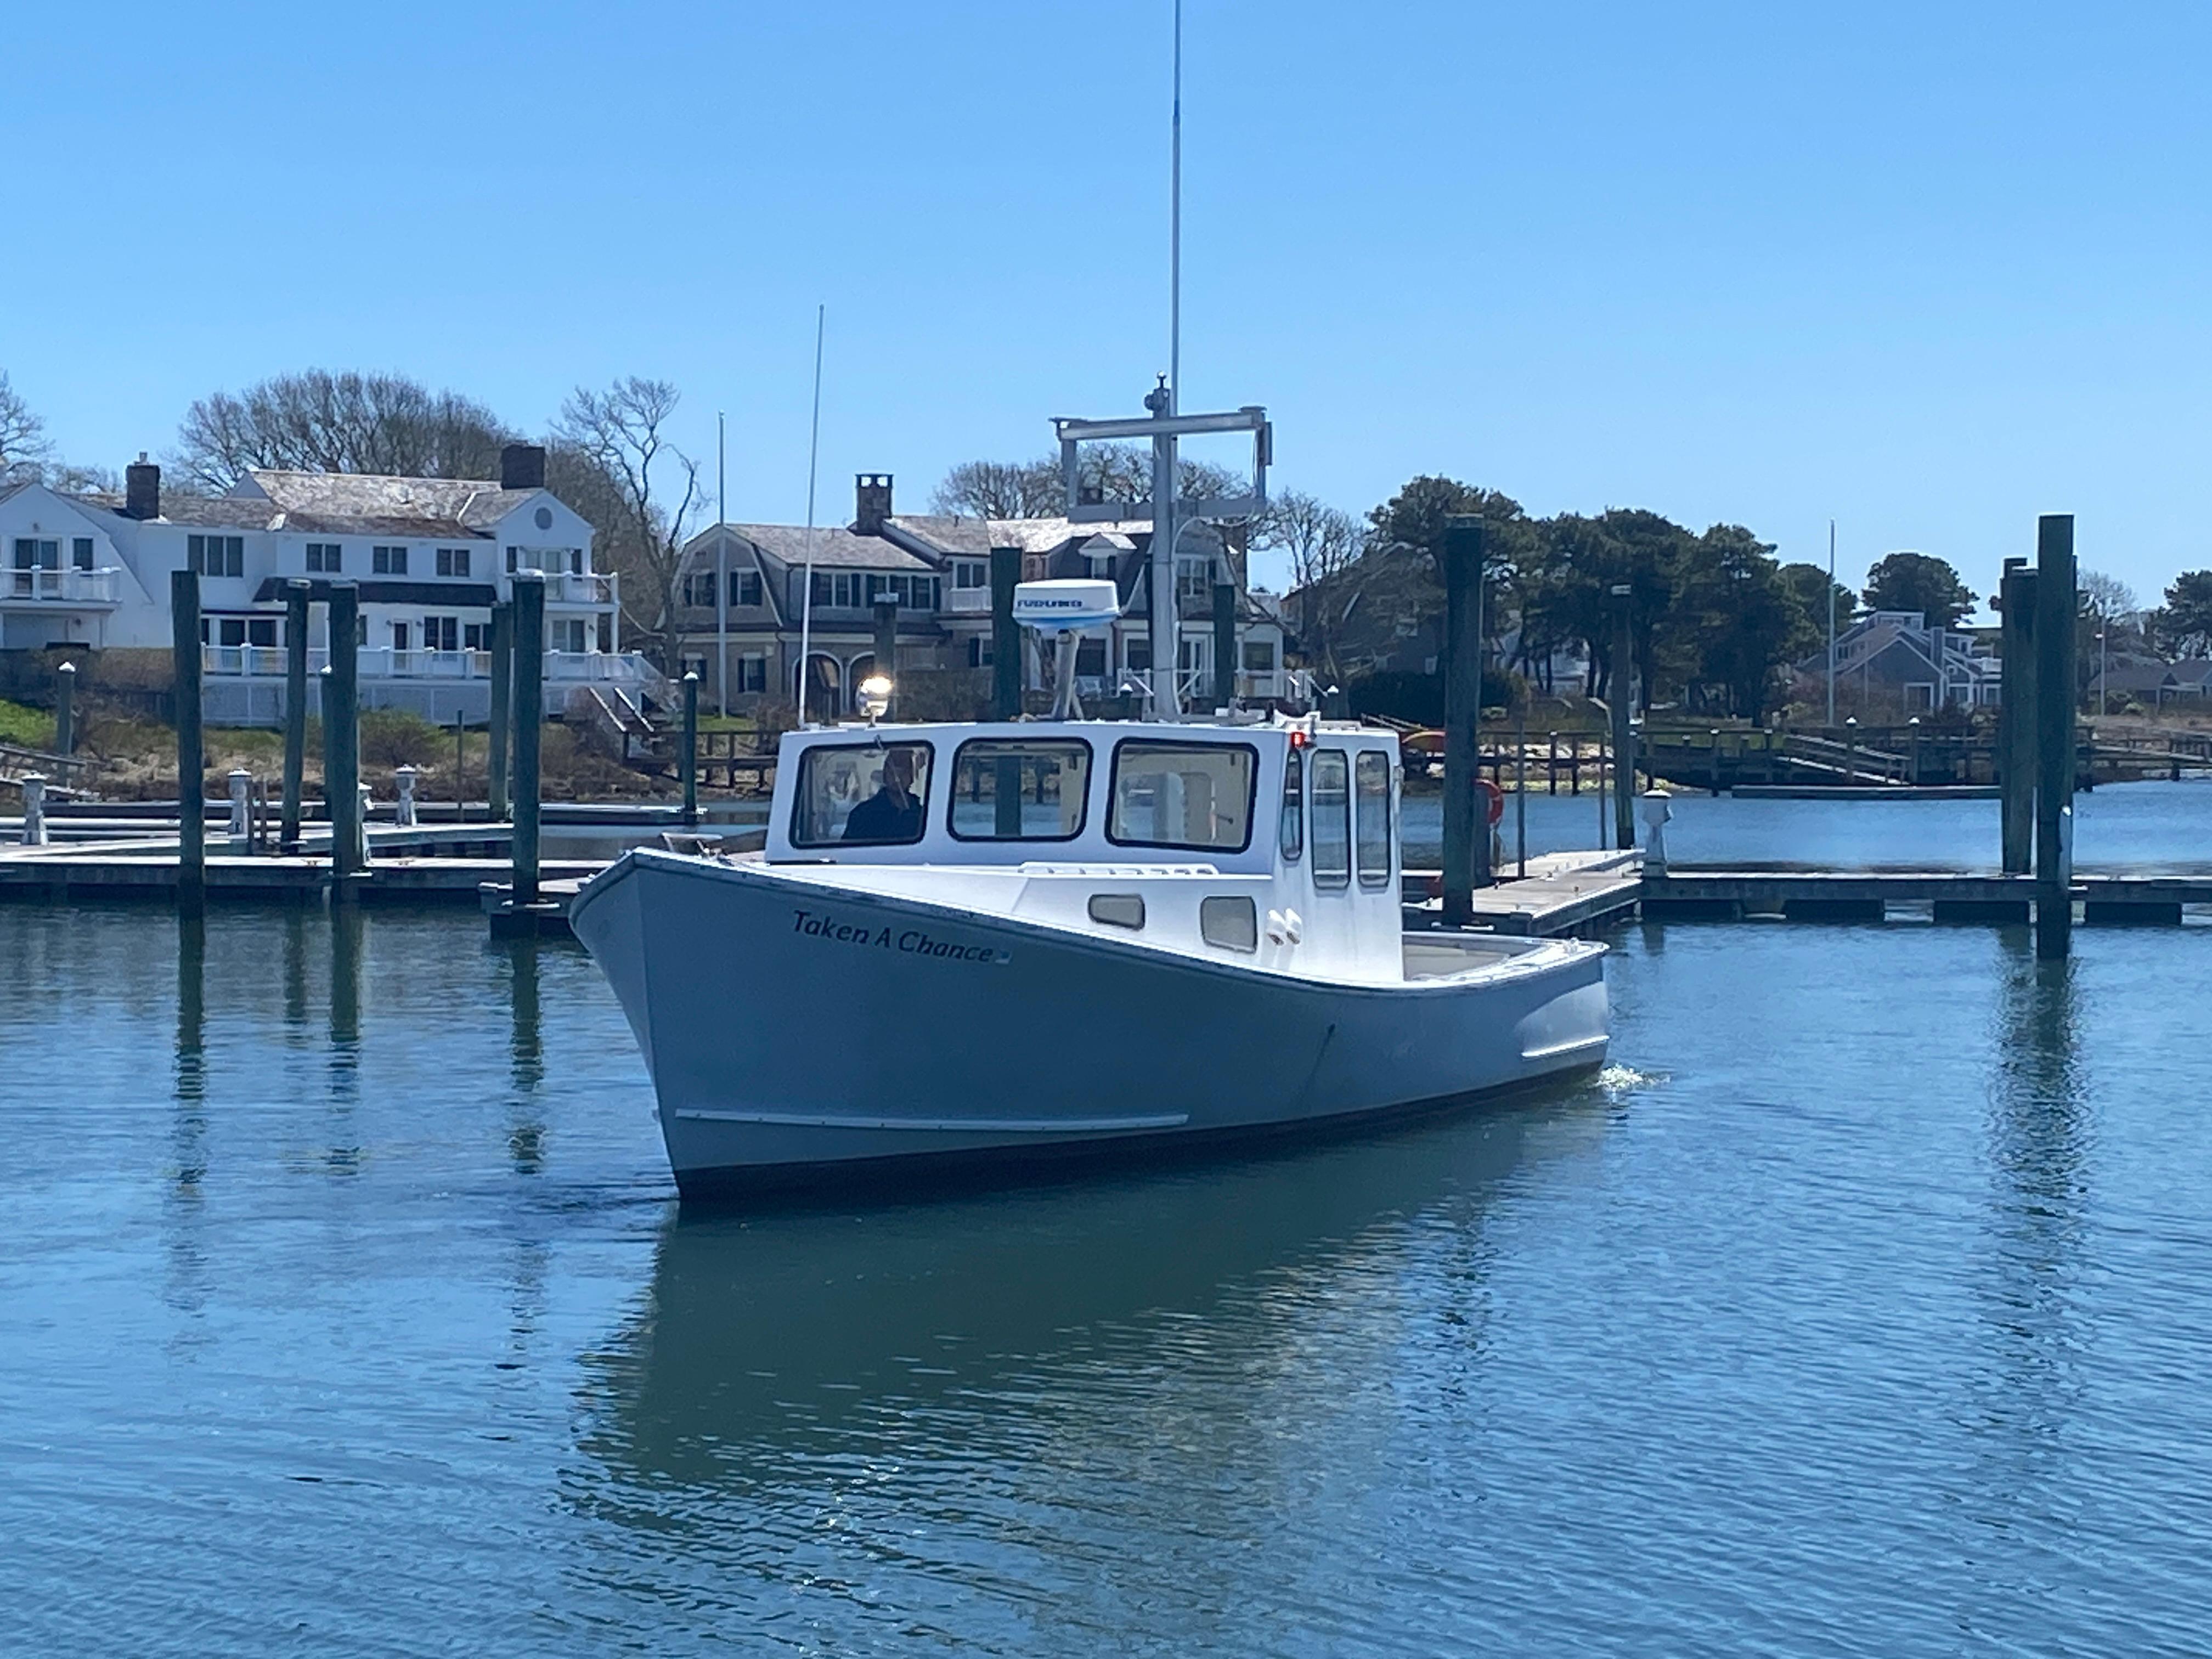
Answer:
[1826,518,1837,726]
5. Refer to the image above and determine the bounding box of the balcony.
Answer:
[540,571,615,605]
[202,645,660,692]
[4,567,122,605]
[943,586,991,615]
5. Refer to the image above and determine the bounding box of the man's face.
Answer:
[882,749,914,794]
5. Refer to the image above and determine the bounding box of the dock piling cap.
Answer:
[1012,579,1119,632]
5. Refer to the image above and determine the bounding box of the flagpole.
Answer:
[797,303,826,726]
[1826,518,1837,726]
[716,410,729,718]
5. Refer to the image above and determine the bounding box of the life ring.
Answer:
[1476,777,1506,826]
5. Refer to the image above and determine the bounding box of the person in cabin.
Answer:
[842,747,923,843]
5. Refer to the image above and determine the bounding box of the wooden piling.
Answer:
[171,569,204,910]
[325,582,363,884]
[1515,704,1528,879]
[680,670,699,827]
[2034,516,2075,958]
[511,573,545,907]
[990,547,1022,720]
[487,600,513,822]
[53,660,75,758]
[1212,580,1237,709]
[1997,559,2036,874]
[281,579,309,852]
[872,597,898,718]
[1442,516,1487,924]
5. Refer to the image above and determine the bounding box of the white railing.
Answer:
[540,571,616,605]
[203,646,659,690]
[546,651,662,693]
[5,566,122,603]
[943,586,991,614]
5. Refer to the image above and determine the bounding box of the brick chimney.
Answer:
[501,443,547,491]
[124,453,160,520]
[854,473,893,535]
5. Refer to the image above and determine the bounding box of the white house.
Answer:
[0,445,651,724]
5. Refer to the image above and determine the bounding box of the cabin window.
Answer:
[1200,895,1258,953]
[1087,893,1146,930]
[1311,749,1351,888]
[949,738,1090,840]
[789,742,934,848]
[1107,740,1257,854]
[1279,750,1304,861]
[1355,751,1392,887]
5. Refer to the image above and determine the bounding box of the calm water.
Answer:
[1402,775,2212,872]
[4,794,2209,1655]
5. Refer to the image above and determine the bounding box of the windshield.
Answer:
[790,742,933,848]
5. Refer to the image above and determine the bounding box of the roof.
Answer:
[241,470,545,538]
[700,522,936,572]
[63,470,555,538]
[885,514,990,556]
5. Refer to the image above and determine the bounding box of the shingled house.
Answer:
[670,474,1285,715]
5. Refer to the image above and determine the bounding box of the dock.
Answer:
[1403,849,1645,936]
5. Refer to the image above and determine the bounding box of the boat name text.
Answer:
[791,909,1010,964]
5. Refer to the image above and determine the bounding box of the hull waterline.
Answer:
[572,850,1609,1199]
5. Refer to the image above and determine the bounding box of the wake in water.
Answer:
[1596,1063,1666,1096]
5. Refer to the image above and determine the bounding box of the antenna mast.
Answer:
[1170,0,1182,416]
[797,304,826,726]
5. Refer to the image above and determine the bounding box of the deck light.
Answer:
[856,674,894,722]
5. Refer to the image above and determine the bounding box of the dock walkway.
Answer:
[1403,849,1644,937]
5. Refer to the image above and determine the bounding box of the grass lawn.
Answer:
[0,699,57,749]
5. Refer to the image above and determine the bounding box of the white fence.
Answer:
[5,567,122,603]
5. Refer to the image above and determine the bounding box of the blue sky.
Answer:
[5,1,2208,612]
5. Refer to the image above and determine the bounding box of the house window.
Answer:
[372,545,408,575]
[391,622,410,651]
[739,653,766,693]
[954,561,988,589]
[422,616,460,651]
[435,547,471,578]
[218,618,246,647]
[463,623,487,651]
[247,618,278,648]
[555,619,587,653]
[71,537,94,571]
[967,636,992,668]
[188,534,244,577]
[306,543,341,573]
[684,571,716,608]
[570,550,584,575]
[13,538,58,570]
[737,571,761,607]
[506,546,518,573]
[681,653,708,680]
[1242,639,1276,672]
[1176,555,1214,605]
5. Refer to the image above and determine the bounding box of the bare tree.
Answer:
[552,377,703,671]
[928,459,1060,518]
[1260,489,1364,591]
[173,369,511,489]
[1,371,53,486]
[2079,569,2140,622]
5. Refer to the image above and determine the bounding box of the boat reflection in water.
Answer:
[569,1084,1612,1627]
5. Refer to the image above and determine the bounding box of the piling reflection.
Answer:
[281,906,308,1030]
[572,1094,1605,1530]
[324,904,364,1174]
[166,911,210,1322]
[504,938,546,1174]
[1972,938,2091,1514]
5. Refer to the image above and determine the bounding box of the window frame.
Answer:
[371,544,409,575]
[1105,738,1261,855]
[787,740,938,851]
[946,736,1094,844]
[306,542,341,573]
[1309,748,1352,890]
[71,537,94,571]
[1355,749,1393,889]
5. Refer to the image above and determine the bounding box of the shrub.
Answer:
[357,708,444,766]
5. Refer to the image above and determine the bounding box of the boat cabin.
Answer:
[761,719,1410,979]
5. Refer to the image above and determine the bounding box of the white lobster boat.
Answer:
[570,685,1610,1199]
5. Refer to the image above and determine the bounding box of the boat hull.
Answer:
[571,851,1609,1198]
